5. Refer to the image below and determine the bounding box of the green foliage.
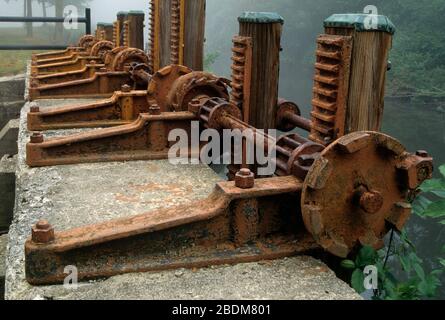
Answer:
[343,164,445,300]
[414,164,445,223]
[343,242,443,300]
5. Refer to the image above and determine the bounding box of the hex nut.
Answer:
[30,132,44,144]
[32,220,55,244]
[235,169,255,189]
[121,84,132,92]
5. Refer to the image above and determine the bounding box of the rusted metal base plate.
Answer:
[26,235,318,285]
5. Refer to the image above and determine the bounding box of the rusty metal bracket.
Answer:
[25,176,317,285]
[29,48,149,100]
[27,65,229,130]
[31,35,97,63]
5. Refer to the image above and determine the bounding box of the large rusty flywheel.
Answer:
[301,131,428,258]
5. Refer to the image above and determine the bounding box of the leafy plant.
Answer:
[342,164,445,300]
[343,242,443,300]
[413,164,445,224]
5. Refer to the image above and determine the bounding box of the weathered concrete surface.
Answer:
[0,119,19,157]
[0,74,25,103]
[0,102,22,132]
[0,74,25,130]
[0,234,7,300]
[0,155,16,232]
[5,99,361,300]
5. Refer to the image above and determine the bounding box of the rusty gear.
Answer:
[103,46,128,66]
[90,40,115,58]
[301,131,431,258]
[167,71,230,112]
[111,48,149,72]
[275,134,324,180]
[78,35,96,49]
[146,65,192,111]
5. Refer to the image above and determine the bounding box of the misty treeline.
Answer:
[205,0,445,104]
[3,0,90,40]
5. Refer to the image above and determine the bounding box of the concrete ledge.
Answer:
[0,119,19,157]
[0,234,6,300]
[0,74,25,104]
[0,102,23,132]
[0,155,16,233]
[5,99,361,300]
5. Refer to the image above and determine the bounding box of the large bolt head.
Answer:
[398,154,434,190]
[30,132,44,144]
[360,191,384,214]
[149,104,161,115]
[31,220,55,244]
[235,169,255,189]
[29,104,40,113]
[121,84,131,92]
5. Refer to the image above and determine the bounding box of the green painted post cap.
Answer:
[97,22,106,27]
[102,23,114,27]
[324,14,396,35]
[128,10,145,16]
[117,11,128,16]
[238,12,284,24]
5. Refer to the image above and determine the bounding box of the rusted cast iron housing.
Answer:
[27,65,229,131]
[31,35,98,63]
[25,176,318,285]
[29,48,150,100]
[32,12,145,73]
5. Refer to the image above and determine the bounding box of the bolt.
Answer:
[100,67,108,72]
[416,150,429,158]
[235,168,255,189]
[149,104,161,115]
[89,60,96,65]
[29,105,40,113]
[121,84,131,92]
[188,99,201,113]
[31,219,55,244]
[30,132,44,144]
[359,190,384,214]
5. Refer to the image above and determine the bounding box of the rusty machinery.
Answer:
[28,13,148,100]
[31,12,144,73]
[28,1,206,101]
[32,12,127,65]
[24,13,434,285]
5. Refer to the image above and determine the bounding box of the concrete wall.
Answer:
[0,156,16,233]
[0,74,25,131]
